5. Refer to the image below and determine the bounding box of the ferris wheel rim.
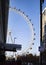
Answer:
[9,7,35,54]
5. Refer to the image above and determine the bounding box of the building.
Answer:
[42,7,46,49]
[42,8,46,64]
[0,0,9,62]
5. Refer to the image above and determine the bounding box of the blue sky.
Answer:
[6,0,46,56]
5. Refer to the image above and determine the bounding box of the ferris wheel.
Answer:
[7,7,36,55]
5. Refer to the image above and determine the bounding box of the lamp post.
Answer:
[40,0,44,65]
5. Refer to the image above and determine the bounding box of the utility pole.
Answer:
[40,0,44,65]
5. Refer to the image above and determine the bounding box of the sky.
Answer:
[6,0,46,57]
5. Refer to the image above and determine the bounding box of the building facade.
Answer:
[42,7,46,49]
[42,8,46,65]
[0,0,9,62]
